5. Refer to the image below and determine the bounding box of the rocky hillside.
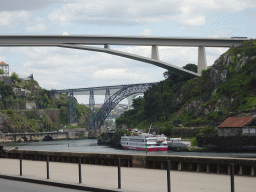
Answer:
[0,75,89,133]
[116,39,256,131]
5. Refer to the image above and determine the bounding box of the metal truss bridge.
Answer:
[51,82,156,129]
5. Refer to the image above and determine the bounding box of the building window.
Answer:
[243,128,248,133]
[250,128,255,134]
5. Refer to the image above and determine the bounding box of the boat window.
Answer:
[129,138,144,142]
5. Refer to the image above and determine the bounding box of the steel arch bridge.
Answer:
[89,83,154,129]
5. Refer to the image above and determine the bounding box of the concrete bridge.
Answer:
[0,35,248,76]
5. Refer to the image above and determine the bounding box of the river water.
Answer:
[4,139,256,159]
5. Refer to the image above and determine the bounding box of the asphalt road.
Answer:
[0,178,91,192]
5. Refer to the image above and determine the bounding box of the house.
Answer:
[0,61,9,76]
[13,87,31,97]
[218,116,256,136]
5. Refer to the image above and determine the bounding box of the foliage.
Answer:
[0,71,90,133]
[0,82,15,100]
[116,64,198,129]
[112,129,130,147]
[7,109,14,115]
[158,123,173,136]
[191,137,198,147]
[10,72,20,82]
[0,69,4,75]
[40,114,60,132]
[199,126,217,135]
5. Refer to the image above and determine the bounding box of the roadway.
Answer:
[0,35,247,47]
[0,178,91,192]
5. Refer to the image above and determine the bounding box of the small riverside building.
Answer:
[0,61,9,76]
[218,116,256,136]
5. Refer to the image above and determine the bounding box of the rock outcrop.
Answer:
[210,53,256,88]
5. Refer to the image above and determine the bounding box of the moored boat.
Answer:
[121,133,168,151]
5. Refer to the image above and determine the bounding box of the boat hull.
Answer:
[122,146,168,151]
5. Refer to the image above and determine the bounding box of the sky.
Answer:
[0,0,256,104]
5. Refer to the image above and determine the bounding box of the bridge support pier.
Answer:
[69,91,78,125]
[151,45,159,60]
[104,87,110,103]
[127,95,138,110]
[104,44,110,49]
[197,46,207,75]
[89,89,96,126]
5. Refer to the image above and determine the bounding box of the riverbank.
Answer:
[0,158,255,192]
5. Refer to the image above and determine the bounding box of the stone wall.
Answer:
[0,76,11,84]
[218,127,239,136]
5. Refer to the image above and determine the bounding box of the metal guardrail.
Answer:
[16,155,236,192]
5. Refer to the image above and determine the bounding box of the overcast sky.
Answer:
[0,0,255,104]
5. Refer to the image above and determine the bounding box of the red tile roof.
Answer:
[0,61,8,65]
[218,117,255,128]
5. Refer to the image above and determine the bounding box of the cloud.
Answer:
[140,29,153,36]
[4,45,228,89]
[0,11,30,26]
[46,0,256,26]
[0,0,75,11]
[26,23,47,31]
[26,17,49,31]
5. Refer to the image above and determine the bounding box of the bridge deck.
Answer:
[0,35,247,47]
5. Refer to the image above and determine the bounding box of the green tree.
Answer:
[0,83,15,100]
[0,69,4,75]
[10,72,20,82]
[183,63,197,73]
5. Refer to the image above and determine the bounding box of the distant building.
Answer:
[13,87,31,97]
[0,61,9,76]
[218,116,256,136]
[20,73,34,81]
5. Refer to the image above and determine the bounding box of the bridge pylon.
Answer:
[104,87,111,103]
[89,89,96,127]
[69,91,78,125]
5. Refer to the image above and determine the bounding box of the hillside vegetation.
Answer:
[116,39,256,135]
[0,74,89,133]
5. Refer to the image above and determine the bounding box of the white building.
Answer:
[0,61,9,76]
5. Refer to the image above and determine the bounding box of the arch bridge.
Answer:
[0,35,247,76]
[51,83,156,128]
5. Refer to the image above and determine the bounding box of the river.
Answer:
[3,139,256,158]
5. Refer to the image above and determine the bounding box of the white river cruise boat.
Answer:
[121,134,168,151]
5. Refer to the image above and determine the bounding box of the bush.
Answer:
[199,126,217,135]
[112,129,130,147]
[191,137,198,146]
[7,109,14,115]
[10,72,20,82]
[159,123,173,136]
[206,112,219,121]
